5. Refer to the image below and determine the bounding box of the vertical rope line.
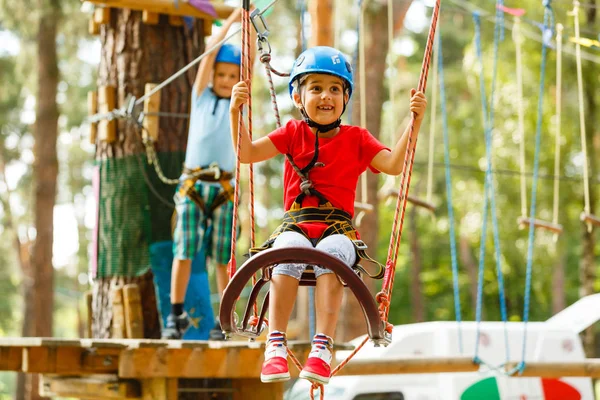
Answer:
[426,22,439,204]
[572,2,592,232]
[552,23,563,241]
[382,0,441,321]
[359,0,368,206]
[519,3,554,373]
[244,9,256,250]
[438,28,464,354]
[515,17,528,219]
[387,0,395,144]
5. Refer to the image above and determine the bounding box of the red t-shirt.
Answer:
[268,119,389,238]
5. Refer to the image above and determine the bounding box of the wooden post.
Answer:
[308,0,334,47]
[89,18,101,35]
[232,379,283,400]
[111,287,127,339]
[203,19,212,37]
[141,378,178,400]
[88,91,98,144]
[142,11,160,25]
[94,7,111,24]
[98,86,117,143]
[142,83,161,142]
[85,291,93,338]
[40,375,141,399]
[123,284,145,339]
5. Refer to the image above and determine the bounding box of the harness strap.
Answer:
[249,206,385,280]
[179,165,235,216]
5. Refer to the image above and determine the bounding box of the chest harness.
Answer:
[250,117,384,280]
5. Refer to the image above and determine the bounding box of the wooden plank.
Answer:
[0,347,22,371]
[142,83,160,142]
[112,287,127,339]
[141,378,177,400]
[89,18,101,35]
[123,284,144,339]
[517,217,563,234]
[88,91,98,144]
[203,19,212,36]
[334,356,480,376]
[22,346,120,374]
[505,360,600,378]
[94,7,111,24]
[40,375,141,399]
[119,346,311,378]
[98,86,117,143]
[142,11,159,25]
[232,379,283,400]
[85,0,234,20]
[168,15,184,26]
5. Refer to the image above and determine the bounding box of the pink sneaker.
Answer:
[299,356,331,384]
[260,356,290,383]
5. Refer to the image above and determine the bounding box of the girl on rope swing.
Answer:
[230,46,427,385]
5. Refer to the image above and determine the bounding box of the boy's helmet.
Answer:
[288,46,353,98]
[215,43,242,66]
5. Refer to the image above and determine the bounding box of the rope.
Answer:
[514,17,527,219]
[571,1,592,233]
[387,0,395,144]
[472,5,510,365]
[517,0,554,374]
[356,0,369,226]
[552,23,563,242]
[425,21,439,205]
[438,27,463,354]
[300,0,307,51]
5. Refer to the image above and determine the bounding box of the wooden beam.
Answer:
[580,212,600,227]
[22,346,121,374]
[517,217,563,234]
[40,375,141,399]
[123,284,144,339]
[142,11,159,25]
[232,379,283,400]
[0,346,22,371]
[505,360,600,378]
[94,7,112,24]
[86,291,94,338]
[85,0,234,20]
[380,188,436,213]
[142,83,161,142]
[98,86,117,143]
[308,0,334,47]
[203,19,212,36]
[88,91,98,144]
[112,287,127,339]
[334,356,480,375]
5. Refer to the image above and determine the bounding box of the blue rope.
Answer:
[472,4,510,365]
[518,0,554,374]
[438,28,464,355]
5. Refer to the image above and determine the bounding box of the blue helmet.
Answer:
[288,46,353,99]
[215,43,241,66]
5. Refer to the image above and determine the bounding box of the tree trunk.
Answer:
[459,234,478,315]
[580,0,597,358]
[409,206,424,322]
[91,10,206,338]
[308,0,333,47]
[23,0,62,398]
[339,0,412,341]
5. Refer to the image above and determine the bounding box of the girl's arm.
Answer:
[371,89,427,175]
[230,80,279,164]
[194,8,242,96]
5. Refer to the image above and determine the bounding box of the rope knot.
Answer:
[260,53,272,64]
[300,179,314,195]
[376,292,390,307]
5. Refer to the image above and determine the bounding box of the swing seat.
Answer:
[517,217,563,234]
[219,247,391,346]
[380,188,436,213]
[580,212,600,228]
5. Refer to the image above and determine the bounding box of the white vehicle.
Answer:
[286,294,600,400]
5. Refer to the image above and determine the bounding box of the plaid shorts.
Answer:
[172,181,234,265]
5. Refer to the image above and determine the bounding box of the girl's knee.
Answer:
[315,234,356,266]
[272,231,312,249]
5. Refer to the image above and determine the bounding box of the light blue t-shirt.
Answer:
[183,87,235,178]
